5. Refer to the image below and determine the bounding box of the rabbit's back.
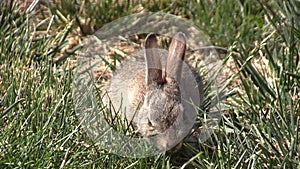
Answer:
[106,49,169,120]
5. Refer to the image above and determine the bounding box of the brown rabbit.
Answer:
[105,32,204,150]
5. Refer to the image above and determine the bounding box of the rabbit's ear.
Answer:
[144,33,163,85]
[166,32,186,81]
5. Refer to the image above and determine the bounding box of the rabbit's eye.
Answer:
[147,119,153,127]
[147,119,155,131]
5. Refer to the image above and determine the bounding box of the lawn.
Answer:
[0,0,299,168]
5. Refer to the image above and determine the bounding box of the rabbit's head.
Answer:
[129,32,188,137]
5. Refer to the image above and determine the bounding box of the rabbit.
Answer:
[105,32,204,151]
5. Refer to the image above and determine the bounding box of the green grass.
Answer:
[1,0,299,168]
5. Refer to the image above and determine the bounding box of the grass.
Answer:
[0,0,299,168]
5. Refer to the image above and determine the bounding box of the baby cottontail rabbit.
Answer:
[105,32,204,150]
